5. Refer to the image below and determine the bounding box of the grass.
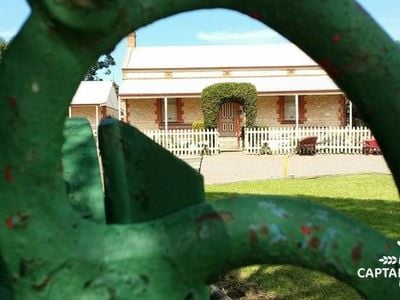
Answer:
[205,174,399,299]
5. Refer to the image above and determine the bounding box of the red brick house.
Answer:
[119,33,346,138]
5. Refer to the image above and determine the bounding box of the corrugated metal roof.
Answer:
[119,75,340,98]
[71,81,118,108]
[123,44,318,70]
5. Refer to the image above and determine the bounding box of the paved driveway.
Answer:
[200,153,391,184]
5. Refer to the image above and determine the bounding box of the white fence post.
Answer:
[143,128,220,156]
[144,126,372,156]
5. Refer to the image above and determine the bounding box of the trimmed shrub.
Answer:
[192,120,205,130]
[201,82,258,128]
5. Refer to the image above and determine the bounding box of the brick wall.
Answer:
[122,94,344,130]
[255,96,281,126]
[106,107,119,119]
[304,94,343,126]
[70,106,97,127]
[182,98,203,124]
[125,98,203,130]
[126,99,158,130]
[255,94,344,127]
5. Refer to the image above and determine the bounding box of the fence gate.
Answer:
[218,102,241,137]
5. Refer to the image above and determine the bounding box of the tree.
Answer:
[0,37,8,61]
[84,53,115,81]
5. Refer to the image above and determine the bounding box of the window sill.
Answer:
[158,122,192,130]
[279,120,305,124]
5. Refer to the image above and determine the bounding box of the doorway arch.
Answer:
[201,82,258,129]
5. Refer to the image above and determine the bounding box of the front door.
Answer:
[217,102,242,137]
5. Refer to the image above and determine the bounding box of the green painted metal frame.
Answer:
[0,0,399,298]
[98,118,205,224]
[62,118,105,223]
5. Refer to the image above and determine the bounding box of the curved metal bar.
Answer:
[163,196,400,299]
[4,195,397,299]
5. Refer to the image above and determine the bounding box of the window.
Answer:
[156,98,183,126]
[278,95,306,124]
[284,95,296,121]
[161,98,177,122]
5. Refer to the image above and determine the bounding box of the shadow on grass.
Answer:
[221,264,363,300]
[310,196,400,239]
[206,191,399,299]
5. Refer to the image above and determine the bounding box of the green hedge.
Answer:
[192,120,205,130]
[201,82,258,128]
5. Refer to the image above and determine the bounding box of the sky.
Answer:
[1,0,400,84]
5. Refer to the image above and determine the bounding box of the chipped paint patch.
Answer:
[319,228,338,251]
[248,224,269,248]
[312,210,328,221]
[332,33,341,43]
[352,242,363,264]
[270,224,287,244]
[259,201,290,218]
[195,211,233,223]
[198,224,210,240]
[32,81,40,93]
[5,218,14,229]
[308,237,321,249]
[249,223,269,235]
[4,166,13,183]
[272,207,290,218]
[385,242,394,251]
[259,200,275,209]
[248,228,258,248]
[7,96,17,108]
[259,225,269,236]
[301,225,313,235]
[5,212,30,229]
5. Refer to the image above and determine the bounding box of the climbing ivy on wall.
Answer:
[201,82,258,128]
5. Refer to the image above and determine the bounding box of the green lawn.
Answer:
[205,174,399,300]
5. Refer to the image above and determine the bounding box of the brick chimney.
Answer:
[127,32,137,48]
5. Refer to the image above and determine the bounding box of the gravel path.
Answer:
[200,153,391,184]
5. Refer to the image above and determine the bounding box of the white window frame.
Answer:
[161,98,178,122]
[284,96,296,121]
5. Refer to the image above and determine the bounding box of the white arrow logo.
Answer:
[379,256,398,265]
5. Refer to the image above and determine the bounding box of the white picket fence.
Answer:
[144,129,220,155]
[244,126,372,154]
